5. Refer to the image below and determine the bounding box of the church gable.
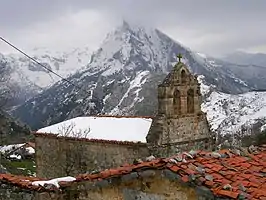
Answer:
[157,59,202,117]
[160,62,197,87]
[147,55,212,156]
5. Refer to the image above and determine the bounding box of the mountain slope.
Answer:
[222,51,266,67]
[12,22,266,134]
[199,76,266,135]
[1,47,92,106]
[0,110,31,145]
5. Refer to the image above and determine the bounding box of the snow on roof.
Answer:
[32,176,76,188]
[37,116,153,143]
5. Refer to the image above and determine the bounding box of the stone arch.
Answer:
[181,69,187,84]
[173,89,181,114]
[187,89,194,113]
[196,89,201,96]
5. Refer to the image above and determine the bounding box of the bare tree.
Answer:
[56,123,91,176]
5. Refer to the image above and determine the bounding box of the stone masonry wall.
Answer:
[0,183,34,200]
[36,170,210,200]
[147,113,213,157]
[159,114,211,144]
[35,134,150,179]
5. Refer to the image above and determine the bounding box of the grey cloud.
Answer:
[0,0,266,56]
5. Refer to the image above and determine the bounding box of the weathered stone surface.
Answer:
[0,183,34,200]
[35,135,150,178]
[123,188,164,200]
[147,61,213,157]
[138,170,156,178]
[63,172,200,200]
[161,169,182,181]
[121,172,138,183]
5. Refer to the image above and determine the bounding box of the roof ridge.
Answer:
[77,115,154,119]
[33,132,147,145]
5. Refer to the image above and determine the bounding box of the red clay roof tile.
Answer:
[1,146,266,199]
[181,175,189,182]
[214,189,239,199]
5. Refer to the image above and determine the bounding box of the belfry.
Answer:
[147,55,213,156]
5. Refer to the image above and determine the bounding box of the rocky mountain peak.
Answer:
[10,22,266,139]
[87,21,182,77]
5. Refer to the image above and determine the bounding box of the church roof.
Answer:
[36,115,153,143]
[1,145,266,199]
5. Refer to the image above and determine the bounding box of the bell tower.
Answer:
[147,54,213,156]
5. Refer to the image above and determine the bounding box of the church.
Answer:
[34,56,213,178]
[3,57,266,200]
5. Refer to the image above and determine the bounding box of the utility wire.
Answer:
[0,36,151,117]
[0,36,91,97]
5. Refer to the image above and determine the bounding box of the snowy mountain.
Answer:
[0,47,92,106]
[222,51,266,67]
[12,21,266,136]
[199,76,266,135]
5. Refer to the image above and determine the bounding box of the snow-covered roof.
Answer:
[36,116,153,143]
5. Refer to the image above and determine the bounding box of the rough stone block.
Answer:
[138,170,156,178]
[161,169,182,181]
[94,179,110,188]
[121,172,139,183]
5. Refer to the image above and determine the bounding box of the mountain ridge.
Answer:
[0,47,93,107]
[8,21,266,137]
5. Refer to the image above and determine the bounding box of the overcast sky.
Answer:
[0,0,266,57]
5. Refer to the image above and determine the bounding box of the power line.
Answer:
[0,36,91,97]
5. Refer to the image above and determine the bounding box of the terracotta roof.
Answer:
[1,146,266,199]
[33,132,147,146]
[0,174,48,192]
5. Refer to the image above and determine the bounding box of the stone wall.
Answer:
[36,170,214,200]
[35,134,150,178]
[0,183,34,200]
[147,113,213,157]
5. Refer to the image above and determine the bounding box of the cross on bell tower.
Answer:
[177,53,182,63]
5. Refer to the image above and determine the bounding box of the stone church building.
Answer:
[34,58,213,179]
[3,58,266,200]
[147,57,212,156]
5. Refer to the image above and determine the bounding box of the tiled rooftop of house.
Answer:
[1,145,266,199]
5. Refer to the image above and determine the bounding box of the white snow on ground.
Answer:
[0,144,24,154]
[4,47,92,89]
[26,147,35,154]
[197,75,216,96]
[9,154,22,160]
[202,91,266,135]
[37,116,152,143]
[0,143,35,154]
[199,75,266,135]
[110,70,149,115]
[32,176,76,188]
[261,124,266,132]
